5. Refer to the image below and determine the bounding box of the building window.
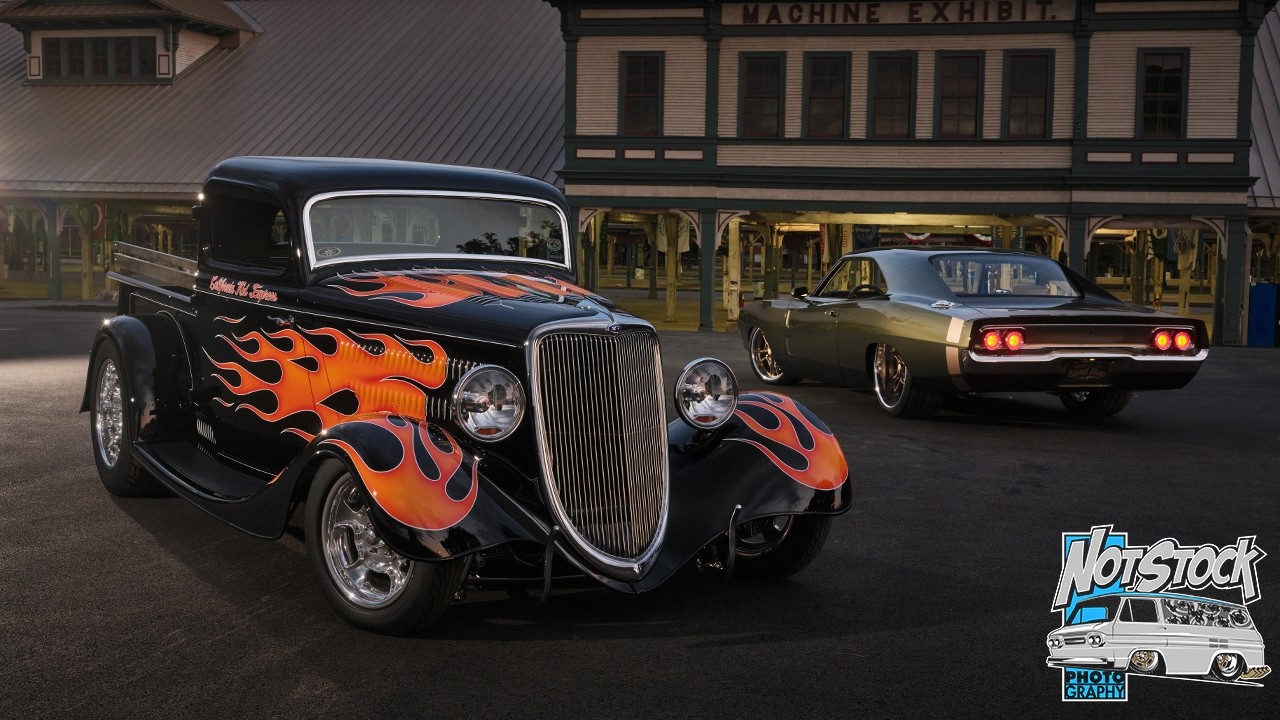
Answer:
[39,37,157,81]
[804,54,848,139]
[869,54,914,139]
[741,54,784,138]
[1005,52,1051,139]
[936,53,982,139]
[1139,50,1186,139]
[620,53,662,136]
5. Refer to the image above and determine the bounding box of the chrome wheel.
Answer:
[1130,650,1160,673]
[94,358,125,468]
[736,515,794,558]
[749,328,785,382]
[321,473,413,609]
[873,344,907,408]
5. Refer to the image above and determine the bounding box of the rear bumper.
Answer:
[959,349,1207,392]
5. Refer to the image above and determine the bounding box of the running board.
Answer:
[135,440,269,501]
[131,440,294,540]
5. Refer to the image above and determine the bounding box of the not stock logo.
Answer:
[1045,525,1270,701]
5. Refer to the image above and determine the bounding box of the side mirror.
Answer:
[192,204,210,221]
[791,286,809,299]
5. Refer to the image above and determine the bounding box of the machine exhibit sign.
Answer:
[724,0,1073,25]
[1046,526,1270,701]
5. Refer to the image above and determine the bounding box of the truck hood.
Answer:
[301,268,640,345]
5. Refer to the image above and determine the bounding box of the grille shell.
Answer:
[530,324,668,576]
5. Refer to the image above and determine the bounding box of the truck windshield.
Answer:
[1067,595,1122,625]
[305,193,568,269]
[931,253,1080,298]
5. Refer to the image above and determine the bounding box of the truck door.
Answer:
[194,190,312,475]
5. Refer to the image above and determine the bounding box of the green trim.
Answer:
[564,35,577,142]
[1001,49,1055,140]
[705,36,720,139]
[1237,30,1256,144]
[1073,28,1090,140]
[737,51,785,139]
[1135,47,1190,140]
[867,51,917,140]
[801,52,850,139]
[618,51,665,137]
[933,50,984,140]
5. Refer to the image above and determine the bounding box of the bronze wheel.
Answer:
[748,327,801,385]
[1129,650,1162,674]
[872,344,940,418]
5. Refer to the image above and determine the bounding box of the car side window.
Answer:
[817,259,890,298]
[207,194,291,273]
[817,260,854,297]
[1128,599,1158,623]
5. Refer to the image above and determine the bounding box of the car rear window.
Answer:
[931,253,1079,298]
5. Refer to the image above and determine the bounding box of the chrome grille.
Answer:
[533,329,667,565]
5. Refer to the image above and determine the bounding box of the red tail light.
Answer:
[976,327,1027,353]
[1152,327,1196,352]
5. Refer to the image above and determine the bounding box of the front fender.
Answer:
[669,390,849,518]
[298,415,546,561]
[627,391,851,591]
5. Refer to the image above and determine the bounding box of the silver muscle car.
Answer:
[740,247,1208,418]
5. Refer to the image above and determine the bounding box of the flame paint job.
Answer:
[332,269,596,309]
[730,392,848,491]
[207,321,447,441]
[325,416,477,531]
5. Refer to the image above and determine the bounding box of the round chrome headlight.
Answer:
[453,365,525,442]
[1047,636,1063,649]
[1087,632,1107,648]
[673,358,739,430]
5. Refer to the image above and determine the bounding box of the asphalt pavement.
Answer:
[1,303,1277,719]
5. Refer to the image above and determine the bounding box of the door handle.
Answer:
[268,315,295,328]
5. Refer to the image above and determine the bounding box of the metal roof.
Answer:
[1251,4,1280,213]
[0,0,252,32]
[0,0,565,198]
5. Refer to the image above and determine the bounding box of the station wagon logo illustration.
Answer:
[1047,525,1270,701]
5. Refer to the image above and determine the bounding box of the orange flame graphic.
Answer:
[325,416,477,531]
[208,324,447,441]
[731,392,848,490]
[334,270,592,309]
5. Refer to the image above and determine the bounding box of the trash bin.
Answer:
[1247,283,1279,347]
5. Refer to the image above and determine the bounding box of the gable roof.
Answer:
[0,0,565,198]
[1251,4,1280,213]
[0,0,252,32]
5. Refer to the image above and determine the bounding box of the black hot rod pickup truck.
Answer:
[84,157,851,634]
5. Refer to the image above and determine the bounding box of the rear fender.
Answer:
[295,415,546,561]
[81,315,192,442]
